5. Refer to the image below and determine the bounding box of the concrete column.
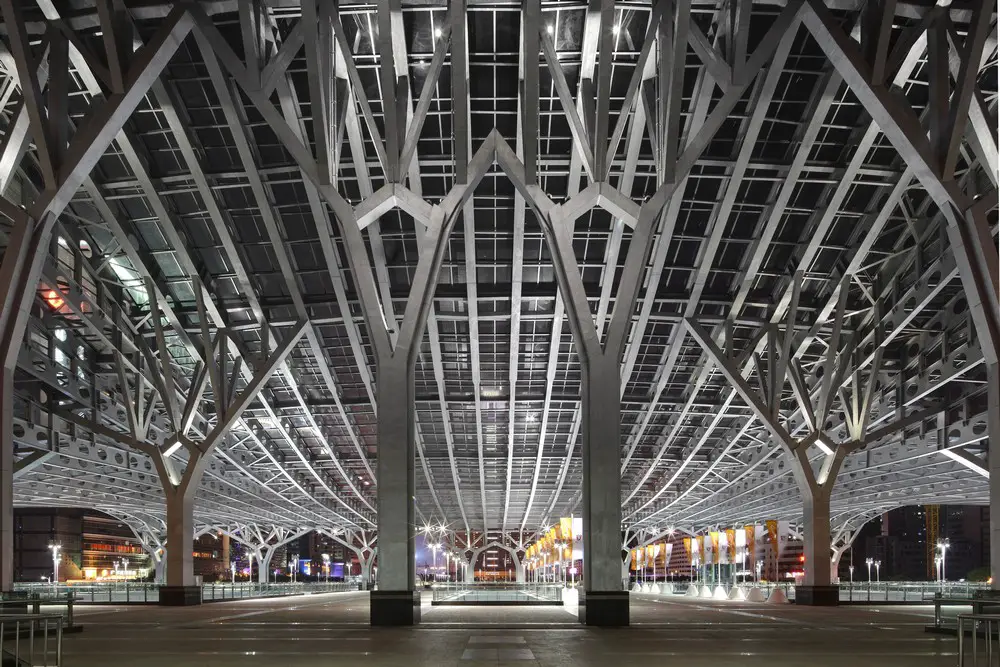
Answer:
[797,489,839,604]
[578,356,628,625]
[989,363,1000,590]
[153,553,165,584]
[258,549,272,584]
[0,367,13,592]
[221,533,230,569]
[802,491,832,586]
[371,361,419,624]
[160,491,199,604]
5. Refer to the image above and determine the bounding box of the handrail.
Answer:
[0,613,64,666]
[957,613,1000,666]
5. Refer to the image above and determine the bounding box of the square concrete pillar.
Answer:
[371,363,418,625]
[579,359,629,626]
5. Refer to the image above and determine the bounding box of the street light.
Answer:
[322,553,331,583]
[429,543,440,581]
[865,557,873,583]
[48,544,61,588]
[937,539,951,582]
[875,560,881,583]
[849,564,854,584]
[934,555,943,583]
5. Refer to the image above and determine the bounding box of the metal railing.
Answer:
[0,614,63,667]
[10,581,358,604]
[841,581,990,603]
[430,583,564,604]
[958,614,1000,666]
[202,581,356,601]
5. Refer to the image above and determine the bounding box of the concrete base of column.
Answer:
[578,590,629,626]
[159,585,202,606]
[370,590,421,626]
[794,585,839,606]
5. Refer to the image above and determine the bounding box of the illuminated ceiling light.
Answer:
[546,25,554,35]
[163,440,183,458]
[44,289,64,310]
[434,27,442,38]
[612,24,620,35]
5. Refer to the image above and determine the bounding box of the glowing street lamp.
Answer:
[429,543,441,581]
[937,539,950,582]
[865,558,873,583]
[322,553,331,583]
[49,544,61,587]
[875,560,881,583]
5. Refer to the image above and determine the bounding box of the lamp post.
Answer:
[875,560,881,583]
[231,561,236,583]
[755,560,762,583]
[48,544,61,589]
[865,558,873,583]
[937,539,950,582]
[429,543,440,582]
[322,553,330,583]
[248,551,255,584]
[934,555,943,583]
[849,565,854,584]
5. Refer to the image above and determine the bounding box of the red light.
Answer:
[799,555,805,562]
[44,290,64,310]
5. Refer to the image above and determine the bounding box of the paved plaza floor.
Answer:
[59,591,960,666]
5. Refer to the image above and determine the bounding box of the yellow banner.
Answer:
[695,536,705,562]
[631,549,637,571]
[645,544,656,564]
[745,525,755,560]
[560,517,573,542]
[683,537,692,563]
[710,531,720,564]
[766,520,778,552]
[726,529,737,563]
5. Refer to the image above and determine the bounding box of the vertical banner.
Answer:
[664,542,673,569]
[560,517,573,543]
[745,525,755,561]
[683,537,692,564]
[766,520,778,552]
[710,531,721,565]
[645,543,656,566]
[726,528,737,564]
[631,549,638,571]
[695,536,704,562]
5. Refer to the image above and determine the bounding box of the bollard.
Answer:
[66,592,74,628]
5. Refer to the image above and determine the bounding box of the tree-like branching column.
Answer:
[685,276,937,602]
[60,276,305,595]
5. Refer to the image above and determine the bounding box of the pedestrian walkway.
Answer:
[57,591,958,666]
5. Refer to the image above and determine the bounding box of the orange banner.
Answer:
[631,549,637,571]
[710,531,720,564]
[745,525,755,561]
[766,520,778,553]
[695,536,705,562]
[683,537,692,564]
[726,529,737,564]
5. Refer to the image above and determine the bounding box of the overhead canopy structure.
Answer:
[0,0,996,621]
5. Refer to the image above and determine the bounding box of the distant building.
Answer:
[14,508,147,582]
[13,508,231,583]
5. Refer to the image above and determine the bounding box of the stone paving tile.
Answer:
[56,591,959,666]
